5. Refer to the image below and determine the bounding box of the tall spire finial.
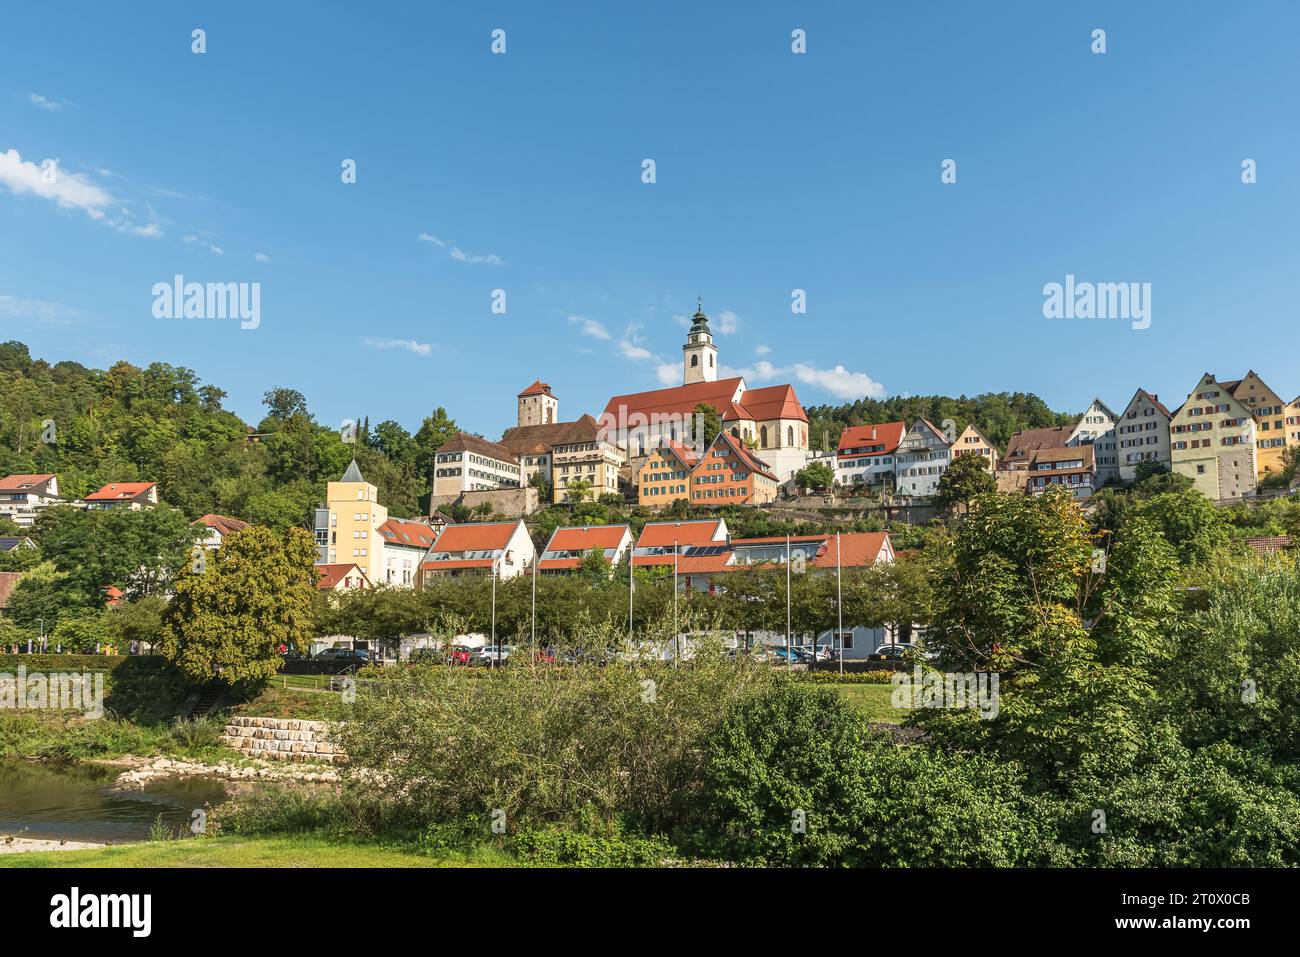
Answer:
[697,295,702,312]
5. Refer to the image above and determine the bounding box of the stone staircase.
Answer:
[219,716,345,764]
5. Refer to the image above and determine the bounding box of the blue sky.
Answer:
[3,1,1298,438]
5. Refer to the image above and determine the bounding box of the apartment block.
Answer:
[1115,389,1172,481]
[689,432,778,505]
[636,439,699,506]
[1169,373,1258,501]
[433,434,522,497]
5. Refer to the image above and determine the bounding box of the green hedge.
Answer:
[794,670,896,685]
[0,654,129,673]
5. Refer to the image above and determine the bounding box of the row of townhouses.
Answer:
[827,371,1300,505]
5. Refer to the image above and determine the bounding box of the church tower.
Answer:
[682,302,718,385]
[517,380,558,428]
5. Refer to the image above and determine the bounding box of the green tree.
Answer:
[160,526,317,685]
[693,402,722,448]
[794,461,836,492]
[933,452,995,513]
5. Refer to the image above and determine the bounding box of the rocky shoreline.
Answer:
[113,756,341,789]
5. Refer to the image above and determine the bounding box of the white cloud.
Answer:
[418,230,502,265]
[0,294,88,325]
[618,324,655,361]
[449,247,503,266]
[721,358,885,400]
[792,363,885,400]
[619,340,653,361]
[671,313,691,328]
[29,94,64,112]
[128,222,164,238]
[717,309,738,334]
[755,344,771,355]
[568,315,610,340]
[364,337,433,357]
[183,233,222,252]
[0,148,112,219]
[655,363,680,385]
[254,252,271,263]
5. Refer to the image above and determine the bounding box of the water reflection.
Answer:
[0,760,230,843]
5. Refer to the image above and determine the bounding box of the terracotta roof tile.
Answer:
[85,482,156,502]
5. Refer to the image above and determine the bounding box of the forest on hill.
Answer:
[804,392,1076,453]
[0,340,453,525]
[1,340,1075,530]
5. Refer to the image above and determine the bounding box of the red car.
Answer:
[534,649,557,665]
[449,645,472,665]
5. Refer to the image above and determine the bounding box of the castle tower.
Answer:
[682,302,718,385]
[517,380,558,428]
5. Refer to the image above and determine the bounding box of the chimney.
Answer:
[871,425,877,440]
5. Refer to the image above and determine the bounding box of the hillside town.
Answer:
[4,308,1299,616]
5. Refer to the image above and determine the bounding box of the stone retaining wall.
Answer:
[220,716,345,764]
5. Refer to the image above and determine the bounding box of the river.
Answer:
[0,760,230,844]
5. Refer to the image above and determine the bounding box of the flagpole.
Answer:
[785,534,791,671]
[673,539,679,666]
[628,545,634,640]
[491,561,498,666]
[836,531,844,676]
[531,548,537,647]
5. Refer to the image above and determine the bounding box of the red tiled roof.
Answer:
[378,517,437,549]
[739,384,807,423]
[711,431,776,480]
[546,525,630,551]
[429,521,520,553]
[192,514,248,536]
[661,439,701,469]
[728,532,892,569]
[814,532,891,568]
[636,519,726,548]
[85,482,156,502]
[604,377,746,422]
[1003,426,1071,463]
[837,422,906,458]
[1245,536,1294,555]
[0,474,55,491]
[1135,389,1172,418]
[317,563,368,589]
[518,379,553,397]
[438,433,519,464]
[421,558,495,572]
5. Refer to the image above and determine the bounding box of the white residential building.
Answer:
[1116,389,1173,481]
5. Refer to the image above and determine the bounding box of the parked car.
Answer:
[770,646,812,664]
[470,645,514,666]
[315,647,371,664]
[869,642,922,663]
[534,648,557,664]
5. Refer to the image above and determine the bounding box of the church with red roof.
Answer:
[596,305,812,483]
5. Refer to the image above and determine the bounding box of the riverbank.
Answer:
[0,834,512,868]
[0,838,104,855]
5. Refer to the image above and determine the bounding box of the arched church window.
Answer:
[691,355,699,367]
[760,426,768,448]
[788,426,794,446]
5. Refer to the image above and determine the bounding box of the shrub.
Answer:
[335,623,772,834]
[691,683,1059,866]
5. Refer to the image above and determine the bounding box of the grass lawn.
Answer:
[0,834,516,868]
[824,683,911,723]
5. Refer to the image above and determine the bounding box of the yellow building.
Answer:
[1169,374,1258,501]
[951,423,999,471]
[1224,371,1297,482]
[314,460,388,584]
[636,440,700,507]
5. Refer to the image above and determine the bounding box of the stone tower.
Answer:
[682,302,718,385]
[517,380,558,428]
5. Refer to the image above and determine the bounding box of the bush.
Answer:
[691,683,1059,866]
[335,625,773,834]
[508,826,677,867]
